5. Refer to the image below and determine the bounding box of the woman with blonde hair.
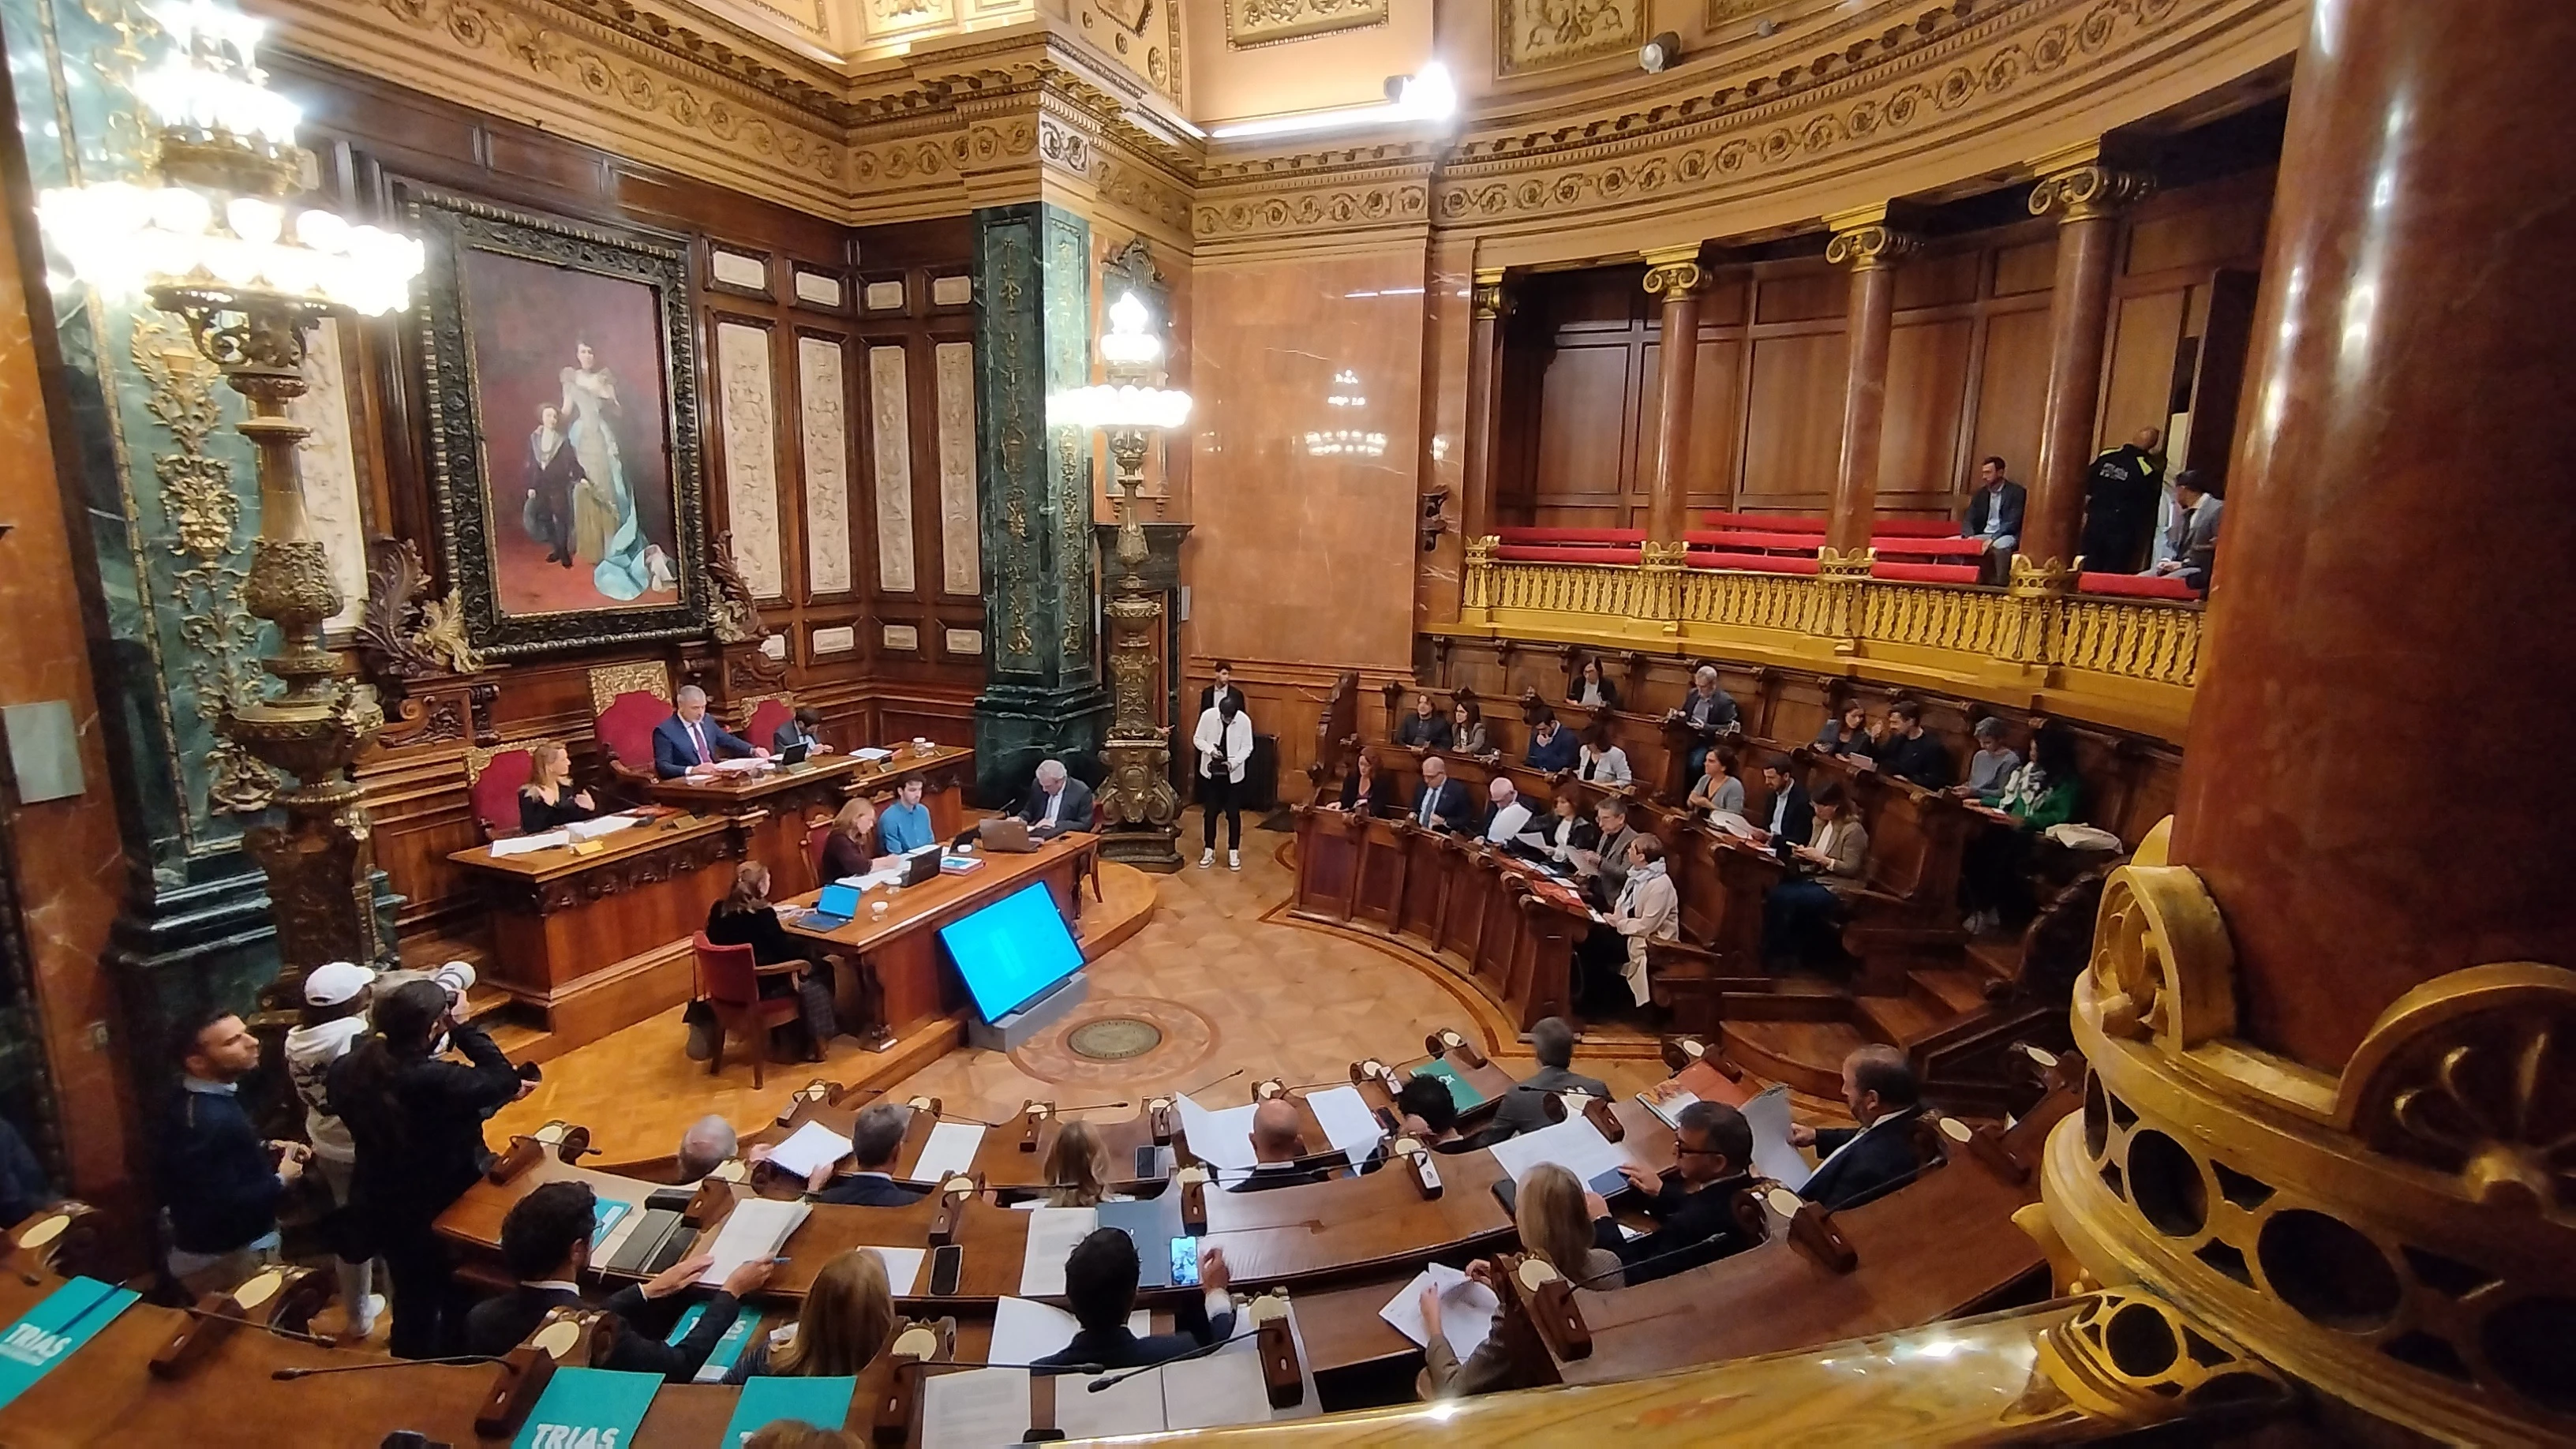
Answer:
[821,796,896,881]
[1039,1121,1124,1208]
[516,741,598,834]
[1420,1163,1622,1398]
[727,1247,897,1382]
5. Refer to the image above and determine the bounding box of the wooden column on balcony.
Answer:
[1460,268,1510,549]
[1822,205,1916,559]
[2170,0,2576,1074]
[2024,142,2154,577]
[1640,246,1707,556]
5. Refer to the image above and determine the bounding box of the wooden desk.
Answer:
[781,831,1101,1041]
[447,812,745,1050]
[1290,804,1593,1034]
[650,743,974,889]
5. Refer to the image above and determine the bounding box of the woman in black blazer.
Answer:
[1339,755,1386,815]
[518,742,597,833]
[1567,657,1620,711]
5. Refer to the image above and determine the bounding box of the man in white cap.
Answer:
[283,960,387,1341]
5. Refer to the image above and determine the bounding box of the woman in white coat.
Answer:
[1194,695,1254,870]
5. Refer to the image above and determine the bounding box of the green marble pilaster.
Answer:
[971,203,1107,803]
[1,0,397,1101]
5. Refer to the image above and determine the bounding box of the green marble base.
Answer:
[972,683,1110,808]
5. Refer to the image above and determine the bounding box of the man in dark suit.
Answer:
[1589,1099,1762,1286]
[1016,758,1096,838]
[1230,1099,1340,1192]
[464,1180,773,1380]
[1524,710,1579,773]
[652,684,764,780]
[1962,455,2026,560]
[521,403,586,567]
[1036,1230,1237,1369]
[754,1103,927,1207]
[1196,661,1247,717]
[1794,1046,1929,1211]
[1757,754,1814,849]
[1406,757,1476,834]
[1874,700,1955,789]
[2152,470,2225,593]
[1488,1017,1612,1138]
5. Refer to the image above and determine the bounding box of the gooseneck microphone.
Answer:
[271,1354,509,1380]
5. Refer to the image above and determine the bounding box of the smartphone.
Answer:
[929,1243,964,1295]
[1134,1145,1163,1180]
[1169,1235,1200,1288]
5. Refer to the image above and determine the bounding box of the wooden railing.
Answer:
[1458,547,2202,737]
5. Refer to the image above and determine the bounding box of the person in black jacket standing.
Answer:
[162,1008,309,1296]
[329,977,530,1358]
[466,1181,773,1379]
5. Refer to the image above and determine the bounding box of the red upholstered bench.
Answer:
[1869,535,1994,560]
[1700,511,1827,534]
[1494,545,1646,564]
[1866,517,1965,538]
[1685,549,1822,575]
[1493,526,1646,546]
[2080,571,2200,601]
[1683,529,1829,553]
[1870,560,1984,585]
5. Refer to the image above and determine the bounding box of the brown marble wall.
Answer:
[1184,245,1431,676]
[0,198,140,1205]
[1414,240,1475,634]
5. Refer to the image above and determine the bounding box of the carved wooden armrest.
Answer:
[754,958,810,978]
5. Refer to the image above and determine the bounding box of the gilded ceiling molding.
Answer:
[1496,0,1648,77]
[1223,0,1389,49]
[1193,138,1441,253]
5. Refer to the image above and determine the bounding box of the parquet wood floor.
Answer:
[484,815,1687,1161]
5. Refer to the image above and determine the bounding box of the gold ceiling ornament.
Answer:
[1639,245,1705,298]
[2028,140,2159,223]
[1497,0,1647,77]
[1822,203,1919,271]
[1224,0,1389,50]
[2046,824,2576,1444]
[584,660,674,718]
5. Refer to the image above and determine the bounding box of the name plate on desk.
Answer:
[0,1277,139,1409]
[509,1365,661,1449]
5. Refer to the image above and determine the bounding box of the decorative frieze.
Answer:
[867,345,919,594]
[1224,0,1389,49]
[796,335,854,596]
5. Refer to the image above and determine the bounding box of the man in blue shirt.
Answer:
[877,773,937,855]
[161,1008,309,1296]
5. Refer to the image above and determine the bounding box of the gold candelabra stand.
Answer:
[1094,425,1181,866]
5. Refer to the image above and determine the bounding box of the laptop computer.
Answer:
[898,845,943,887]
[799,880,864,929]
[977,816,1039,853]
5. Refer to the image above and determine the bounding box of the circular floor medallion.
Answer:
[1065,1016,1164,1061]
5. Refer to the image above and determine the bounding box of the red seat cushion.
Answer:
[745,698,793,751]
[1683,530,1829,552]
[2080,571,2200,601]
[694,933,764,1006]
[1870,560,1983,585]
[597,691,670,774]
[1686,550,1822,575]
[1700,511,1827,534]
[470,750,536,838]
[1494,526,1645,545]
[1866,517,1964,538]
[1495,545,1645,564]
[1868,535,1993,559]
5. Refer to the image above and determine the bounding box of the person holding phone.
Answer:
[1193,695,1253,871]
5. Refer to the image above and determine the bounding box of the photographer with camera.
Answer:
[328,964,534,1358]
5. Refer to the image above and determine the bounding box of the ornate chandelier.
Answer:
[1046,293,1193,430]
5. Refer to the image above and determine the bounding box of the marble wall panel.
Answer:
[797,335,854,595]
[715,320,785,598]
[1187,245,1428,672]
[934,340,981,595]
[287,316,369,632]
[867,344,919,593]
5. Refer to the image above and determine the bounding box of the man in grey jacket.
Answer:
[1489,1017,1612,1138]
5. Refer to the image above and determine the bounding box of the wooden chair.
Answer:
[804,818,837,893]
[692,933,804,1088]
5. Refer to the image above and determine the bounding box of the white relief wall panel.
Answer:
[867,345,918,593]
[864,280,906,313]
[882,623,920,651]
[716,321,786,599]
[289,316,369,632]
[797,336,853,596]
[710,249,769,291]
[794,270,844,307]
[811,624,857,655]
[934,340,983,597]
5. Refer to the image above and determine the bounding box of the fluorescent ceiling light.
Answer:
[1209,62,1457,141]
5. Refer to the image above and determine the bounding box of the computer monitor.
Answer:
[937,881,1083,1021]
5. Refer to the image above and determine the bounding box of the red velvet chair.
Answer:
[743,696,795,754]
[589,662,674,794]
[464,744,543,842]
[692,933,804,1088]
[804,818,837,892]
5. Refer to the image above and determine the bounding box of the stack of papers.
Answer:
[908,1121,986,1181]
[1637,1081,1701,1132]
[1487,1114,1631,1190]
[695,1197,809,1286]
[1017,1207,1099,1297]
[710,756,769,775]
[859,1245,928,1295]
[764,1120,852,1179]
[1743,1083,1814,1190]
[1377,1262,1501,1361]
[922,1367,1029,1449]
[853,747,896,762]
[1304,1084,1387,1169]
[564,814,639,841]
[1175,1096,1259,1173]
[490,830,569,856]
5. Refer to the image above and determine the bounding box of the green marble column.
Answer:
[2,0,398,1102]
[971,203,1109,803]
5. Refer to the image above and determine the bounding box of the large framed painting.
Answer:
[405,188,710,656]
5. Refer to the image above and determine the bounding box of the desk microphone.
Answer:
[1179,1069,1245,1097]
[1050,1100,1132,1115]
[271,1354,508,1380]
[178,1301,339,1349]
[1085,1330,1252,1392]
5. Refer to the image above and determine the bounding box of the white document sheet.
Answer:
[1016,1207,1100,1297]
[853,747,895,762]
[1304,1084,1387,1170]
[764,1120,852,1179]
[921,1367,1030,1448]
[1176,1095,1260,1172]
[862,1245,927,1295]
[564,814,639,841]
[988,1296,1151,1368]
[1485,1114,1629,1189]
[1159,1347,1272,1432]
[911,1121,987,1182]
[1057,1367,1169,1439]
[1743,1083,1813,1191]
[489,831,568,857]
[1376,1261,1501,1362]
[695,1197,810,1286]
[710,756,768,775]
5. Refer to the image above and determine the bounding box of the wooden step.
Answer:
[1854,992,1944,1046]
[1964,934,2023,984]
[1910,967,1992,1017]
[1720,1017,1870,1099]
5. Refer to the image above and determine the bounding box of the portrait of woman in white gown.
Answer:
[560,339,654,600]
